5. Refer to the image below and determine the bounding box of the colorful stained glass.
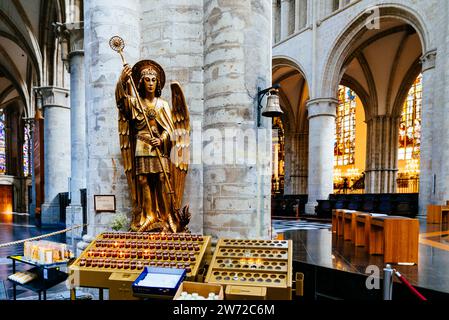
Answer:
[272,117,285,194]
[398,74,422,161]
[0,113,5,174]
[334,86,356,167]
[23,125,30,176]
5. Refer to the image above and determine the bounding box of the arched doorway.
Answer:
[323,14,425,195]
[272,58,310,196]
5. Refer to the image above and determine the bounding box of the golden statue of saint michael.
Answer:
[115,59,191,233]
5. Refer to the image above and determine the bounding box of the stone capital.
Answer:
[421,50,437,72]
[306,98,338,119]
[65,22,84,53]
[54,21,84,71]
[34,86,70,108]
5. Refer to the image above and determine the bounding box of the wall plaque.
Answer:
[94,195,116,213]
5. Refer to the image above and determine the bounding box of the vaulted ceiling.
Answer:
[272,63,309,133]
[0,0,68,115]
[340,18,423,119]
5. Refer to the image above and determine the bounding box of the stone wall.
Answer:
[140,0,204,234]
[84,0,141,235]
[84,0,272,238]
[202,0,272,239]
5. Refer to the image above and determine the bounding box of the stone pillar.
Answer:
[284,131,308,194]
[280,0,290,40]
[64,22,86,238]
[203,0,272,239]
[84,0,140,236]
[305,98,336,214]
[140,0,204,234]
[365,115,399,194]
[38,87,71,225]
[419,50,437,216]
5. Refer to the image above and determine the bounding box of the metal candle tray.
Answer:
[69,232,211,299]
[205,239,292,300]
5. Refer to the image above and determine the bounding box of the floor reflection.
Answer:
[280,219,449,295]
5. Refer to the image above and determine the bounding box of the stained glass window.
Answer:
[398,74,422,161]
[23,125,30,176]
[334,86,356,166]
[0,113,5,174]
[272,117,285,194]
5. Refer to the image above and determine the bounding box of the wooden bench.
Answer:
[354,213,371,247]
[354,213,388,247]
[343,211,359,241]
[332,209,346,235]
[332,209,338,233]
[427,205,449,224]
[334,209,347,237]
[369,216,419,264]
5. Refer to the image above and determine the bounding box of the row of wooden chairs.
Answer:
[332,209,419,265]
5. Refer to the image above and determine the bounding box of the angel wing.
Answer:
[170,82,190,210]
[115,82,139,230]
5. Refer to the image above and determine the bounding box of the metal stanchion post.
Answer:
[383,264,394,300]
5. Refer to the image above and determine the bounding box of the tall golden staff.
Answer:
[109,36,177,208]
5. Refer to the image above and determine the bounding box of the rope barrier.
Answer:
[0,224,86,248]
[393,269,427,301]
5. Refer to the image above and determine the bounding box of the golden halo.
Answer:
[132,60,166,91]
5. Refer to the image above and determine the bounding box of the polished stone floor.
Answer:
[278,217,449,295]
[1,214,448,299]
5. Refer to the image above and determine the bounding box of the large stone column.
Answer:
[38,87,71,225]
[364,115,399,194]
[419,50,437,216]
[64,22,86,238]
[140,0,204,234]
[284,131,308,194]
[305,98,336,214]
[84,0,140,236]
[203,0,272,239]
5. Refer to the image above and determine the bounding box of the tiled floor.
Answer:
[272,219,331,233]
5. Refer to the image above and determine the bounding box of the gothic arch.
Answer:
[273,56,309,84]
[391,58,422,118]
[321,4,432,98]
[272,55,310,132]
[272,56,310,195]
[340,75,370,120]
